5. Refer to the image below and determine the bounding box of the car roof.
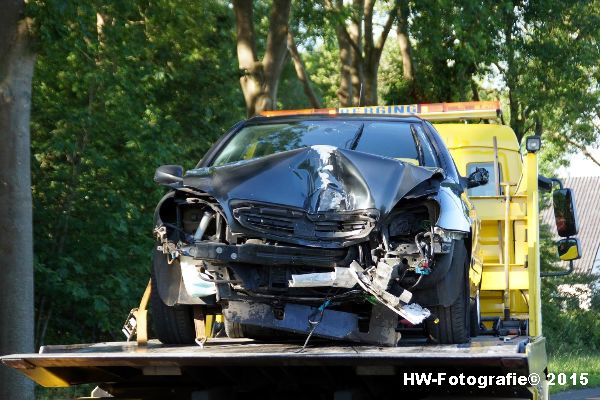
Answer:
[246,113,425,125]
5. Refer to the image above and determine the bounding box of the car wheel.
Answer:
[223,317,245,338]
[150,253,196,345]
[425,243,470,344]
[223,318,283,340]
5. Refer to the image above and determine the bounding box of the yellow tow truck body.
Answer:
[435,119,548,399]
[435,123,539,332]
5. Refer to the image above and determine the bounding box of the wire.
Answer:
[162,222,193,241]
[408,275,423,289]
[296,298,331,353]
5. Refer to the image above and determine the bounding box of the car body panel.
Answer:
[184,140,470,248]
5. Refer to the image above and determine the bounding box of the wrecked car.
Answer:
[150,115,488,346]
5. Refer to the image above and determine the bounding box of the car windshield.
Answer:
[211,120,436,167]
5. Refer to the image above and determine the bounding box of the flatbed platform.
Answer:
[1,336,546,399]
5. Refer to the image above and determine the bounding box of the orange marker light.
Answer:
[259,101,501,122]
[259,108,336,117]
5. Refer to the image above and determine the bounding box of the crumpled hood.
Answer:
[184,145,443,216]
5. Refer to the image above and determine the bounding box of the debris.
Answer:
[288,267,356,288]
[349,261,430,325]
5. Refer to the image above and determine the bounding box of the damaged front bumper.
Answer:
[154,223,468,346]
[164,239,435,346]
[180,241,350,268]
[223,301,401,346]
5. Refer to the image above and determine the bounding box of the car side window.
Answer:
[422,121,461,181]
[354,122,421,165]
[467,162,501,196]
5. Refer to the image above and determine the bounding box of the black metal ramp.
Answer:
[1,336,545,399]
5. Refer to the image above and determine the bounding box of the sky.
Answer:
[557,148,600,178]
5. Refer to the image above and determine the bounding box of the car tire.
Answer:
[223,318,284,340]
[223,317,245,338]
[425,243,470,344]
[150,253,196,345]
[469,293,481,337]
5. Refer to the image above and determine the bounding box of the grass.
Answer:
[36,384,94,400]
[548,352,600,393]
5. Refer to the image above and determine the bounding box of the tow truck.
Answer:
[1,101,581,399]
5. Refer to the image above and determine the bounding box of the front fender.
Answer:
[152,190,215,306]
[153,190,175,227]
[435,185,471,232]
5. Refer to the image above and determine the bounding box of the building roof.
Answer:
[541,176,600,274]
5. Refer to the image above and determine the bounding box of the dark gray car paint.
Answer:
[181,145,454,247]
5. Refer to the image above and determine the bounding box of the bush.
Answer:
[541,272,600,354]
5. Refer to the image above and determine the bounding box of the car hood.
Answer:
[184,145,443,217]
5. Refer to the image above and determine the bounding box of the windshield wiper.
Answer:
[349,123,365,150]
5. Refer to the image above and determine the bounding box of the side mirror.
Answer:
[553,188,578,237]
[466,167,490,189]
[154,165,184,186]
[557,238,581,261]
[541,237,580,277]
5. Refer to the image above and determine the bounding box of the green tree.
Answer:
[29,0,243,345]
[494,0,599,144]
[381,0,599,165]
[323,0,399,106]
[382,0,501,104]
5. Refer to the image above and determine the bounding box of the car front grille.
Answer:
[231,202,378,242]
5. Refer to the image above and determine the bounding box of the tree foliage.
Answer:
[29,0,243,345]
[18,0,599,346]
[378,0,599,148]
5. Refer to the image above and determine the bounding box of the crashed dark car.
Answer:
[150,115,487,346]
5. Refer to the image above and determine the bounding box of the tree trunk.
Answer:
[335,26,354,106]
[349,46,364,106]
[362,0,397,105]
[397,0,417,101]
[397,0,413,80]
[287,33,321,108]
[362,0,376,105]
[348,0,364,106]
[233,0,291,117]
[363,61,378,105]
[262,0,292,109]
[328,0,397,106]
[233,0,263,117]
[471,80,480,101]
[0,1,36,398]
